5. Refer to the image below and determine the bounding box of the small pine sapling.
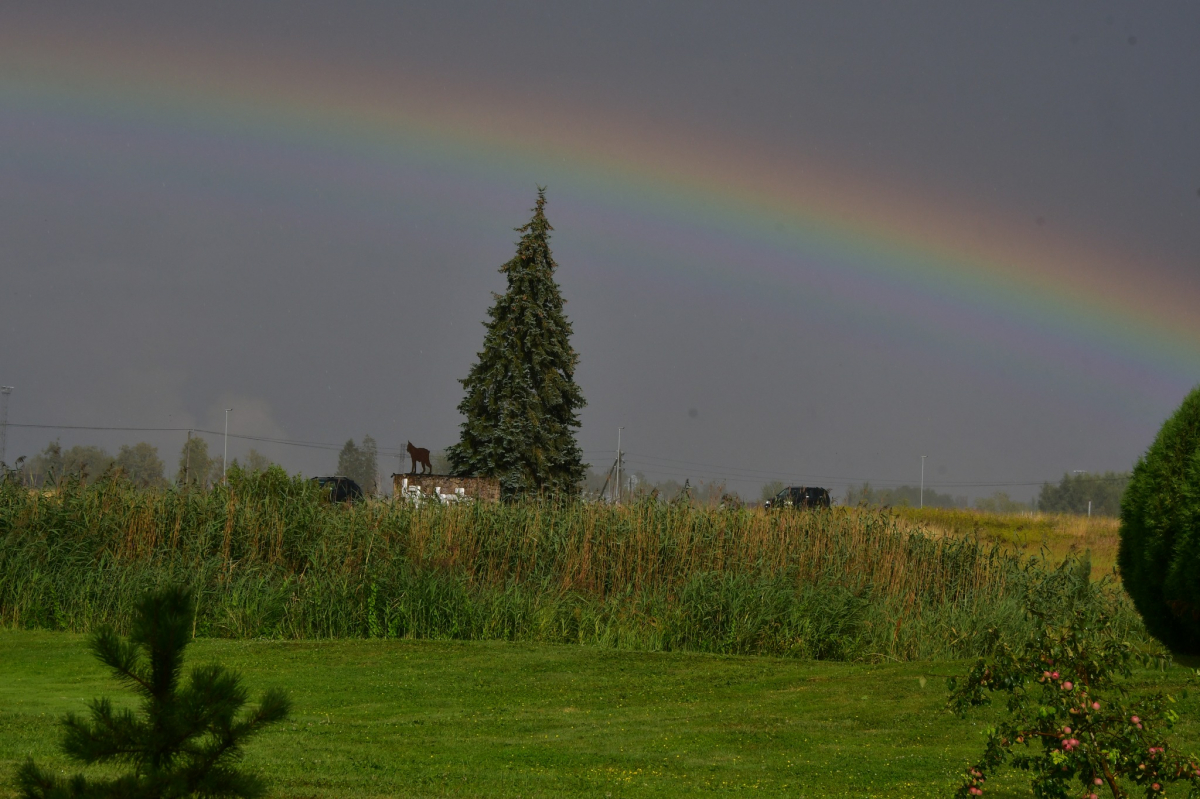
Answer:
[948,558,1200,798]
[16,586,290,798]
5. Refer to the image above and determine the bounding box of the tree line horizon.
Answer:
[2,434,1131,516]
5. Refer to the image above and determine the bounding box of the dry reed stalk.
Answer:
[170,504,183,551]
[221,494,235,573]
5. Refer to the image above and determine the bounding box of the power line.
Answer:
[9,422,620,460]
[7,423,399,456]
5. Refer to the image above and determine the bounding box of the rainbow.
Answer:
[4,27,1198,398]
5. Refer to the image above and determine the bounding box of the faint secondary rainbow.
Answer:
[3,29,1199,390]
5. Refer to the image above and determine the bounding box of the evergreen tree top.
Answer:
[509,186,551,243]
[499,188,561,293]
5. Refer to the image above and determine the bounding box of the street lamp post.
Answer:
[920,455,927,509]
[223,408,233,484]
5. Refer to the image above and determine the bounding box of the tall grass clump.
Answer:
[0,466,1147,661]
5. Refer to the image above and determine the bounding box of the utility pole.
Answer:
[184,430,192,487]
[616,427,624,504]
[223,408,233,484]
[0,386,12,467]
[920,455,926,509]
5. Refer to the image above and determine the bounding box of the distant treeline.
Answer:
[842,483,1032,513]
[8,434,386,495]
[843,483,970,510]
[1035,471,1130,517]
[11,439,275,490]
[840,471,1131,517]
[8,438,1132,518]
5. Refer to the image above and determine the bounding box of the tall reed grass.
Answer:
[0,469,1145,661]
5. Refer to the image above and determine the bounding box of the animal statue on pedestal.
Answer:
[406,441,432,475]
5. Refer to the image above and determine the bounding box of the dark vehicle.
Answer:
[764,486,831,510]
[311,475,364,503]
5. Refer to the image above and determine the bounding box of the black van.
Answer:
[764,486,831,509]
[311,475,364,503]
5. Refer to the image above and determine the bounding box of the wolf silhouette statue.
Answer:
[406,441,432,475]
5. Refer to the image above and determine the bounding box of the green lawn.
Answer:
[2,632,1197,798]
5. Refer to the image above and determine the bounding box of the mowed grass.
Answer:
[4,632,1200,798]
[896,507,1122,576]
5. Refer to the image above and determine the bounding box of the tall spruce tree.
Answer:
[447,189,586,498]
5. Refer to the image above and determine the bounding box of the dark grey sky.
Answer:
[2,2,1198,499]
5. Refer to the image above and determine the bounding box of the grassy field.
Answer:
[896,507,1121,576]
[2,482,1181,796]
[3,631,1197,799]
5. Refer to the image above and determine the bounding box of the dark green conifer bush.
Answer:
[16,586,289,798]
[1119,386,1200,654]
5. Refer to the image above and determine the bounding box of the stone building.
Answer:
[392,473,501,503]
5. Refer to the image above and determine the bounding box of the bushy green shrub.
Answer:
[949,557,1199,799]
[1119,386,1200,654]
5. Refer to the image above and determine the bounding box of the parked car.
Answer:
[311,475,364,503]
[764,485,831,510]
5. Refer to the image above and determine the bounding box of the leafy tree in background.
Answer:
[176,436,213,489]
[448,189,587,499]
[208,455,228,488]
[1037,471,1130,516]
[974,491,1032,514]
[655,479,685,503]
[26,442,173,488]
[843,482,965,509]
[691,479,730,507]
[116,442,165,489]
[1119,386,1200,654]
[24,443,114,485]
[359,435,378,493]
[244,448,271,473]
[337,439,360,478]
[16,585,289,799]
[62,445,115,483]
[336,436,357,479]
[24,441,64,487]
[336,436,378,493]
[760,481,785,505]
